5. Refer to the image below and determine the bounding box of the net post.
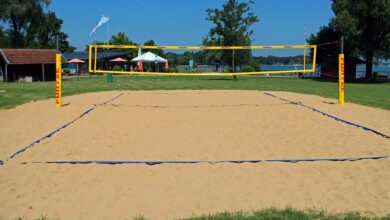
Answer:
[339,37,345,105]
[55,54,62,108]
[94,45,97,74]
[88,45,92,73]
[303,46,307,72]
[338,54,345,105]
[312,45,317,72]
[232,45,237,80]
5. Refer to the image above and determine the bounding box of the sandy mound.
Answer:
[0,90,389,219]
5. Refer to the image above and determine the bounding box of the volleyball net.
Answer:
[88,45,317,76]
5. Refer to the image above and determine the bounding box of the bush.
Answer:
[63,68,70,74]
[373,72,378,81]
[242,65,255,72]
[112,65,123,71]
[250,60,261,72]
[167,66,178,73]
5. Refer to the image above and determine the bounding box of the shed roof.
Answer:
[62,51,129,60]
[0,49,60,64]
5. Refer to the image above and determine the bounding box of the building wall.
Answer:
[320,56,359,81]
[5,64,55,82]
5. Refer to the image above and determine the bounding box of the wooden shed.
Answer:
[0,49,63,82]
[319,55,364,81]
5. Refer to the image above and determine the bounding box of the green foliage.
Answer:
[253,55,304,65]
[241,65,254,72]
[185,207,388,220]
[250,59,261,71]
[109,32,138,58]
[26,11,75,52]
[63,68,70,74]
[0,0,74,52]
[0,25,9,47]
[143,39,164,57]
[167,66,178,73]
[109,32,137,46]
[330,0,390,79]
[306,25,344,64]
[0,0,51,48]
[133,215,148,220]
[112,65,123,71]
[203,0,259,67]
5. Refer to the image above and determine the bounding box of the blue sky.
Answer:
[48,0,334,50]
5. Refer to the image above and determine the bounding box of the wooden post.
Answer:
[42,63,45,82]
[232,47,237,80]
[4,64,7,82]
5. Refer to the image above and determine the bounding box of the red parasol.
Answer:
[138,60,143,72]
[109,57,128,62]
[68,58,85,74]
[68,58,85,63]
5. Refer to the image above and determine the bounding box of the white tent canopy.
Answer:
[131,52,167,63]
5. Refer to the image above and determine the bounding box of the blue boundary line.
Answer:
[263,92,390,139]
[1,93,124,165]
[20,155,390,165]
[4,92,389,167]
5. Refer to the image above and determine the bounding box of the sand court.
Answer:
[0,90,389,219]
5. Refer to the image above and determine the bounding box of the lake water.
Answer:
[263,65,390,78]
[177,64,390,78]
[356,65,390,78]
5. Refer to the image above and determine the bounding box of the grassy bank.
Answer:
[15,208,390,220]
[0,75,389,109]
[183,208,390,220]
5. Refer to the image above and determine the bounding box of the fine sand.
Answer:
[0,90,389,219]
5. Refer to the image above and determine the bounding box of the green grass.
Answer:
[183,208,390,220]
[9,208,390,220]
[0,75,389,109]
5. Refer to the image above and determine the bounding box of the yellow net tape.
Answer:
[88,44,317,76]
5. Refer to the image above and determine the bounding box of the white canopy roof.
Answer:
[131,52,167,63]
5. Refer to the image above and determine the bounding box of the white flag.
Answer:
[90,15,110,38]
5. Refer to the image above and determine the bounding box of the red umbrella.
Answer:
[138,60,143,72]
[164,61,169,69]
[109,57,128,62]
[68,58,85,74]
[68,58,85,63]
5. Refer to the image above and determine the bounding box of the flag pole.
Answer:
[107,15,109,44]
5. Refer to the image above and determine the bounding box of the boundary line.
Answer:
[1,93,124,165]
[263,92,390,139]
[20,155,390,165]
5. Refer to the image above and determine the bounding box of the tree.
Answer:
[108,32,138,58]
[307,25,344,64]
[204,0,259,78]
[109,32,137,45]
[331,0,390,79]
[0,0,51,48]
[0,25,9,47]
[0,0,74,52]
[26,11,75,52]
[85,40,106,51]
[143,40,163,56]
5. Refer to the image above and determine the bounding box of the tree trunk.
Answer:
[10,13,22,48]
[365,52,373,80]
